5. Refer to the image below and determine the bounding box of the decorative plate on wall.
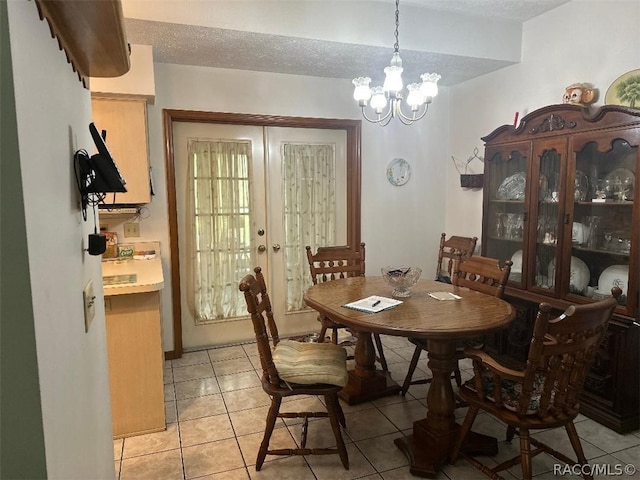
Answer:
[605,69,640,107]
[387,158,411,186]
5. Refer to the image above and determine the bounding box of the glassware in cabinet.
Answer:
[484,143,529,287]
[566,133,637,313]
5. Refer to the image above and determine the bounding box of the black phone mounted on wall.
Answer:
[74,123,128,255]
[83,122,127,194]
[75,122,127,214]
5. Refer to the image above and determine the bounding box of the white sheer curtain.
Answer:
[283,143,336,311]
[186,139,254,323]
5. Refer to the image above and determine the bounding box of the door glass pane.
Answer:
[282,143,337,312]
[485,147,528,286]
[188,140,254,323]
[571,138,635,309]
[535,148,561,291]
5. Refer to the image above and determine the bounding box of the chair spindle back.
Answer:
[452,255,512,298]
[436,233,478,281]
[306,243,366,284]
[239,266,282,387]
[519,288,621,419]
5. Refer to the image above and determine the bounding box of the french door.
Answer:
[172,122,347,349]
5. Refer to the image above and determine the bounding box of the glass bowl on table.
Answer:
[381,266,422,297]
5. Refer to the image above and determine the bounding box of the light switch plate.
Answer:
[83,280,96,332]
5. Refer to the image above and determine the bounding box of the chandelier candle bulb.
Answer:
[352,0,440,126]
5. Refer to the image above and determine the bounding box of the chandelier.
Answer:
[352,0,441,126]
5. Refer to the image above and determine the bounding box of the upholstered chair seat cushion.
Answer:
[463,370,551,415]
[273,340,348,387]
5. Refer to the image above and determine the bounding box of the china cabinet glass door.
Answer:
[531,139,567,296]
[484,143,529,287]
[567,130,638,316]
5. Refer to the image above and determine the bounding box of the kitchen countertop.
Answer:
[102,242,164,296]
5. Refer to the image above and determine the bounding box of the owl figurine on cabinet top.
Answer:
[562,83,597,106]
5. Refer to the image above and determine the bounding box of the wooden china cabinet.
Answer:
[480,104,640,433]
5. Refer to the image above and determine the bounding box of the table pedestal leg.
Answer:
[339,331,400,405]
[394,339,498,478]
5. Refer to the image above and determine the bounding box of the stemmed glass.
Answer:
[584,216,601,249]
[504,214,517,239]
[494,213,505,238]
[621,177,633,201]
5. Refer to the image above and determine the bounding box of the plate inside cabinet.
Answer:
[387,158,411,186]
[497,172,526,200]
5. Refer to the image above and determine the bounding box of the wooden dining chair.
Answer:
[306,243,388,371]
[436,233,478,283]
[450,287,621,480]
[239,266,349,471]
[401,233,478,396]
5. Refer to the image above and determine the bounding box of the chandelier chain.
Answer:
[394,0,400,53]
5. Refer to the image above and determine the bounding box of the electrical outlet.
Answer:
[83,280,96,332]
[123,222,140,238]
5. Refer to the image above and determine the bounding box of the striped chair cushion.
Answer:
[273,340,348,387]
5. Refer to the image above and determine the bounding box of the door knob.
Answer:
[272,244,281,252]
[257,228,265,236]
[258,245,266,253]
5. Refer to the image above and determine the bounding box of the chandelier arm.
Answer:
[377,112,395,127]
[361,106,393,125]
[396,103,430,124]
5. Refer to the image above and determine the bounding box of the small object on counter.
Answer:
[102,231,119,259]
[103,274,137,286]
[134,249,157,260]
[118,244,135,259]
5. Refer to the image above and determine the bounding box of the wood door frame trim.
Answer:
[162,109,362,358]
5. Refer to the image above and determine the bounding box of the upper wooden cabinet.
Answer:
[92,97,151,205]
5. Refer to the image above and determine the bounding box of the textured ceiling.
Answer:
[397,0,571,21]
[123,0,571,86]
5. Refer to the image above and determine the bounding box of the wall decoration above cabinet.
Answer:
[481,103,640,433]
[605,69,640,108]
[452,147,484,189]
[92,97,152,206]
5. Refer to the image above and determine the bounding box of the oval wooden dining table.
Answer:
[304,276,515,478]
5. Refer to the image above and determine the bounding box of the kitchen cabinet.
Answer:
[103,247,165,438]
[91,97,151,205]
[105,291,165,438]
[481,104,640,433]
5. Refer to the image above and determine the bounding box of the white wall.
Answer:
[7,1,115,478]
[139,64,449,349]
[445,0,640,244]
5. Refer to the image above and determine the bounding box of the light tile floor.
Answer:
[113,335,640,479]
